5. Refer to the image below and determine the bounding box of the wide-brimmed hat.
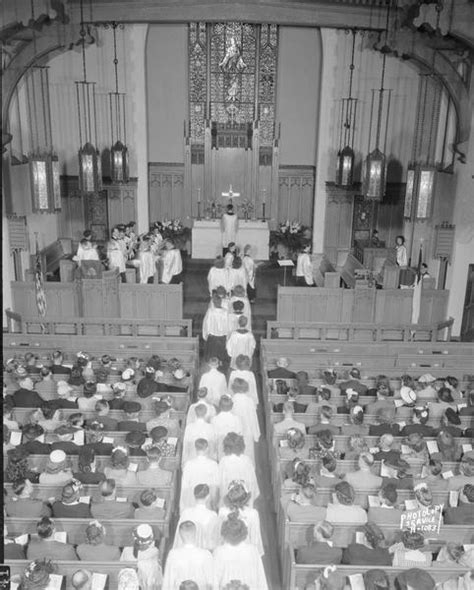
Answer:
[133,523,154,545]
[400,386,417,405]
[125,431,146,447]
[418,373,436,384]
[122,368,135,381]
[46,449,68,473]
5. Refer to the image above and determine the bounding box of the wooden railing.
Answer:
[267,317,454,342]
[5,310,193,337]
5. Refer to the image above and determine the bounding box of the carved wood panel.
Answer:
[277,166,315,224]
[148,163,185,222]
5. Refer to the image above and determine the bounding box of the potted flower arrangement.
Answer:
[160,219,191,251]
[204,200,222,220]
[270,220,311,259]
[238,199,255,221]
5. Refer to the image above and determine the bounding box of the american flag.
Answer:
[34,238,47,324]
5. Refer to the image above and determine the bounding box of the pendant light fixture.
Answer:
[75,0,102,194]
[336,29,358,187]
[109,22,129,183]
[362,2,392,201]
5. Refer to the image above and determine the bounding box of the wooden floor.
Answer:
[182,257,283,589]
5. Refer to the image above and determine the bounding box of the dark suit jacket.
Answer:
[298,384,318,396]
[109,399,126,410]
[273,401,308,413]
[51,501,92,519]
[342,544,392,566]
[4,542,26,560]
[18,440,51,455]
[12,388,44,408]
[444,504,474,524]
[47,399,78,410]
[400,424,436,438]
[369,423,400,437]
[51,365,72,375]
[83,442,114,456]
[268,367,297,379]
[296,542,343,565]
[27,539,78,561]
[90,500,134,520]
[117,420,147,432]
[382,476,414,490]
[5,498,51,518]
[50,441,82,455]
[339,379,368,396]
[73,471,106,485]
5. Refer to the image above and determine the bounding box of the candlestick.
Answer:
[197,201,201,220]
[262,202,266,220]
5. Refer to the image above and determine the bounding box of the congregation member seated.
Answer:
[218,433,259,506]
[137,445,173,487]
[120,524,163,589]
[137,366,160,399]
[4,478,51,518]
[199,357,227,407]
[336,388,360,415]
[286,483,327,522]
[84,421,114,456]
[73,447,106,485]
[295,520,343,565]
[77,381,102,412]
[121,367,137,396]
[50,350,72,375]
[213,513,268,590]
[339,367,368,396]
[27,516,78,561]
[3,397,19,430]
[11,376,44,408]
[274,401,306,435]
[35,367,56,401]
[267,356,296,379]
[460,389,474,417]
[180,438,219,511]
[440,408,464,438]
[429,387,458,421]
[279,428,310,461]
[50,424,82,455]
[125,430,147,457]
[365,377,395,415]
[367,483,403,525]
[436,429,462,462]
[51,480,92,518]
[413,458,449,490]
[134,489,166,521]
[90,478,134,519]
[326,481,368,525]
[342,405,369,436]
[444,483,474,524]
[369,406,400,436]
[118,401,147,431]
[37,403,63,433]
[416,373,438,400]
[381,456,414,490]
[76,519,121,561]
[50,380,78,410]
[18,424,51,455]
[389,530,433,567]
[343,434,369,461]
[39,449,73,485]
[162,520,214,590]
[413,482,438,511]
[342,522,391,565]
[400,406,436,437]
[273,388,308,413]
[94,399,118,431]
[344,451,383,490]
[109,382,128,409]
[447,450,474,490]
[308,406,340,436]
[403,432,429,465]
[313,454,342,489]
[306,387,337,416]
[148,398,180,436]
[5,447,40,484]
[372,433,401,464]
[296,371,317,396]
[435,542,474,568]
[367,374,393,398]
[104,448,138,486]
[444,375,463,402]
[24,352,42,375]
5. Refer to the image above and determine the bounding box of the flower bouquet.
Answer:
[269,220,311,259]
[204,200,223,220]
[160,219,191,250]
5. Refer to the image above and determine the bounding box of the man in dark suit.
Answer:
[50,350,72,375]
[339,368,368,396]
[11,377,44,408]
[444,484,474,524]
[50,425,82,455]
[267,357,297,379]
[117,401,147,431]
[295,520,343,565]
[83,422,114,456]
[18,424,51,455]
[27,517,78,561]
[342,523,392,565]
[90,478,134,519]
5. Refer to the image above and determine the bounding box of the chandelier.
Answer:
[109,22,129,183]
[75,0,102,195]
[336,29,358,187]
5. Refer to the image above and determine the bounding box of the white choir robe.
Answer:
[213,542,268,590]
[138,250,155,283]
[218,454,260,506]
[173,504,220,551]
[162,544,214,590]
[161,248,182,284]
[229,266,248,290]
[120,545,162,590]
[243,255,255,289]
[202,307,231,340]
[180,455,219,512]
[228,369,258,406]
[226,330,256,370]
[211,411,243,461]
[208,266,231,295]
[182,419,217,464]
[230,392,260,464]
[199,368,228,407]
[186,399,217,424]
[107,239,126,272]
[229,295,252,330]
[218,506,264,556]
[221,213,238,247]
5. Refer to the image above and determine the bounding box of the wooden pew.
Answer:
[340,252,365,288]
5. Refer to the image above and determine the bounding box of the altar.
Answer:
[192,219,270,260]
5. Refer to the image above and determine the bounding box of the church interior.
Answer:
[2,0,474,589]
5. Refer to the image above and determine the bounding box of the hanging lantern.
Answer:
[75,0,101,195]
[363,147,386,200]
[109,23,129,183]
[404,162,436,220]
[335,31,358,188]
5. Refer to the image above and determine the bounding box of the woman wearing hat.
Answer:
[326,481,368,525]
[134,489,167,521]
[104,448,138,486]
[16,559,57,590]
[436,429,462,462]
[342,522,391,565]
[400,406,436,438]
[218,480,264,556]
[73,447,105,485]
[295,520,343,565]
[38,449,73,485]
[36,404,63,433]
[76,519,121,561]
[429,386,458,421]
[286,482,327,524]
[51,480,92,518]
[5,447,39,483]
[120,524,163,590]
[342,405,369,436]
[148,398,180,436]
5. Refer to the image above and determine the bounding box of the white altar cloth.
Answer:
[192,219,269,260]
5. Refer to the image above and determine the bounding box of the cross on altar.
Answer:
[222,185,240,202]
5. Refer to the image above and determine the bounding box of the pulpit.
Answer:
[192,219,269,260]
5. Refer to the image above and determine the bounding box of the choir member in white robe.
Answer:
[243,244,257,302]
[180,439,219,512]
[218,433,259,506]
[202,296,231,368]
[161,240,183,284]
[182,404,217,464]
[213,513,268,590]
[226,316,256,370]
[186,387,217,424]
[211,395,243,461]
[162,521,214,590]
[173,484,219,551]
[120,524,163,590]
[199,358,228,407]
[228,354,258,406]
[107,227,127,273]
[137,235,155,284]
[218,481,264,556]
[207,257,230,295]
[229,378,260,464]
[73,238,100,266]
[229,256,247,292]
[229,285,252,330]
